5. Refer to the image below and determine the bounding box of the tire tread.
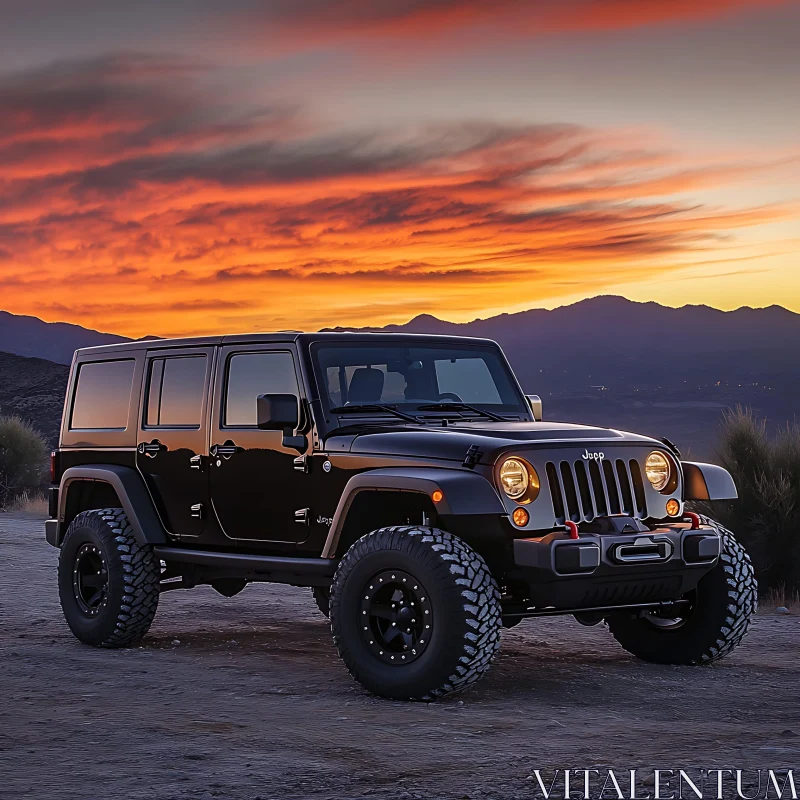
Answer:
[607,516,757,664]
[59,508,159,647]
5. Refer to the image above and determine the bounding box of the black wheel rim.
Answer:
[72,543,109,616]
[360,570,432,665]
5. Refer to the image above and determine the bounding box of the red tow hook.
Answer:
[565,520,580,540]
[684,512,701,530]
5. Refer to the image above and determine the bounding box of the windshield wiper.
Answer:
[329,404,421,423]
[416,402,508,422]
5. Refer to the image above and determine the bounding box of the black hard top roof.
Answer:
[74,330,500,358]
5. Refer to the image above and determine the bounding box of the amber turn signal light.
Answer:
[432,490,443,503]
[512,507,529,527]
[666,498,681,516]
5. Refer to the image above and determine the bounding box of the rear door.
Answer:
[136,347,213,538]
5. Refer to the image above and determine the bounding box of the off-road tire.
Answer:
[606,517,757,664]
[311,587,331,618]
[330,526,502,700]
[58,508,160,647]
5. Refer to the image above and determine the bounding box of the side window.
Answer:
[224,351,298,427]
[70,359,135,430]
[145,355,207,428]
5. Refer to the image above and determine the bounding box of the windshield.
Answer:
[311,342,529,420]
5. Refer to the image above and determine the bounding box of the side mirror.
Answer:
[257,394,306,451]
[526,394,542,422]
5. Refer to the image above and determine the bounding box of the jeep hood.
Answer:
[328,421,659,464]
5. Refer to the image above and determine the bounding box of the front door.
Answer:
[136,347,213,538]
[209,345,310,544]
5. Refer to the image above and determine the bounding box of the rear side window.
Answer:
[70,360,135,430]
[224,351,298,426]
[145,355,207,427]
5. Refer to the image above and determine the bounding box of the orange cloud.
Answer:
[231,0,792,48]
[0,55,795,337]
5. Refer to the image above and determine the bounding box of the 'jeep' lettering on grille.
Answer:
[582,449,605,462]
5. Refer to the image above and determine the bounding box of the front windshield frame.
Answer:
[309,339,531,427]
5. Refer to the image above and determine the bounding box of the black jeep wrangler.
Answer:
[46,332,756,699]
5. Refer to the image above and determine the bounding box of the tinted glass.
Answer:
[225,351,298,426]
[146,356,206,427]
[70,359,135,430]
[312,344,526,414]
[434,358,502,404]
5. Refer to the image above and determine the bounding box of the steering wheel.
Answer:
[438,392,463,402]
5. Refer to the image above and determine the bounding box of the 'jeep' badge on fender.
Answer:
[582,449,605,461]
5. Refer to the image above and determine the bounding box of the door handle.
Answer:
[210,441,240,460]
[137,439,166,458]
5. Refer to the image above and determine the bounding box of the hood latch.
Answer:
[462,444,482,468]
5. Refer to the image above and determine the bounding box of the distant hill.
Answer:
[325,296,800,456]
[325,296,800,390]
[0,310,130,364]
[0,351,69,446]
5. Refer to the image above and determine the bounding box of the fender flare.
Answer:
[56,464,168,547]
[681,461,738,501]
[321,467,506,558]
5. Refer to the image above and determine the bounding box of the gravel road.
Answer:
[2,511,799,800]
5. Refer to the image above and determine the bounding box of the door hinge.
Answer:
[190,503,204,519]
[293,455,309,473]
[294,508,310,525]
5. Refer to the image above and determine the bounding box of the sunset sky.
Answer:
[1,0,798,337]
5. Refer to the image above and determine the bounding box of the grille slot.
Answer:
[602,460,621,512]
[630,459,648,517]
[547,456,646,524]
[588,460,607,516]
[546,463,565,522]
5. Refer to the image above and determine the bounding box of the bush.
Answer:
[697,407,800,593]
[0,415,48,509]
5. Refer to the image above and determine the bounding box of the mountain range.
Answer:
[1,296,798,455]
[0,309,128,364]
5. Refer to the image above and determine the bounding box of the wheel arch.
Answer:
[55,465,168,547]
[681,461,737,501]
[321,467,508,562]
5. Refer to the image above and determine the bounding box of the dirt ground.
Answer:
[1,511,799,800]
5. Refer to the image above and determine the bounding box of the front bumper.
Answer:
[511,521,720,609]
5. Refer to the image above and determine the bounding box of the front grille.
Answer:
[546,457,647,524]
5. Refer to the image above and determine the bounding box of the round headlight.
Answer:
[645,451,672,492]
[499,458,529,499]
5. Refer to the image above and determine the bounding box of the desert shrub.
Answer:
[0,414,48,508]
[7,490,48,514]
[696,407,800,593]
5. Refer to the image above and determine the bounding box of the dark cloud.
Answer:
[209,263,522,284]
[167,299,254,311]
[0,54,204,135]
[0,53,298,188]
